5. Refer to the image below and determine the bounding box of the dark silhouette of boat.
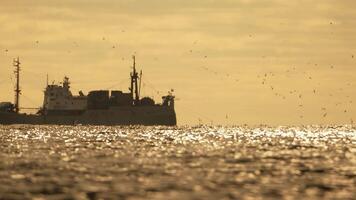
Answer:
[0,56,176,125]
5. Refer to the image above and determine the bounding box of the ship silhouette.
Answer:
[0,56,176,125]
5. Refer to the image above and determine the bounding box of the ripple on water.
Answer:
[0,125,355,200]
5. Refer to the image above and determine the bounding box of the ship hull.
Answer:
[0,106,176,126]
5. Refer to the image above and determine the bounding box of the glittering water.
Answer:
[0,125,355,200]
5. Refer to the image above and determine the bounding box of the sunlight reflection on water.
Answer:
[0,125,355,199]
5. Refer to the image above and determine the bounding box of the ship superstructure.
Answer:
[43,77,87,115]
[0,56,176,125]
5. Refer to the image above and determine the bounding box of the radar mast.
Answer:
[130,55,140,105]
[13,57,21,113]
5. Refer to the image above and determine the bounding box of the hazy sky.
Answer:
[0,0,355,125]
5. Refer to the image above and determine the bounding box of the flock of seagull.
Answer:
[198,52,354,123]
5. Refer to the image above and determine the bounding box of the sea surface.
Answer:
[0,125,355,200]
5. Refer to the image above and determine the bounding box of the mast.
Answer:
[130,55,140,105]
[138,70,142,98]
[13,57,21,113]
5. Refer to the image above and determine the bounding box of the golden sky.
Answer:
[0,0,355,125]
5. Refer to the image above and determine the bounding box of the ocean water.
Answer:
[0,125,355,200]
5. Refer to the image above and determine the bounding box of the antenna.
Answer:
[46,74,49,86]
[130,55,140,105]
[13,57,21,113]
[138,70,142,98]
[133,55,136,71]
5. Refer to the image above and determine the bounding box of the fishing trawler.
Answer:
[0,56,176,125]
